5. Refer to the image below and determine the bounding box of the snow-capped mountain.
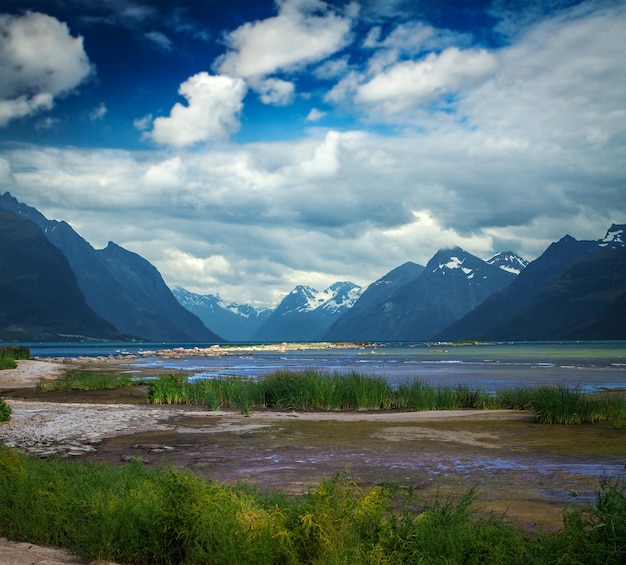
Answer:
[439,224,626,341]
[253,282,362,341]
[326,248,515,342]
[172,287,272,342]
[600,223,625,246]
[487,252,529,275]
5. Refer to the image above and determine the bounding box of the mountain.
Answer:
[438,225,626,340]
[253,281,362,341]
[482,247,626,340]
[324,261,424,341]
[172,287,272,341]
[0,208,122,341]
[487,252,529,274]
[327,248,516,342]
[0,192,223,342]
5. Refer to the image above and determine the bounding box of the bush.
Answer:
[0,346,30,370]
[0,396,11,422]
[1,447,624,564]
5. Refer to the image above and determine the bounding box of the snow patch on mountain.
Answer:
[487,252,529,275]
[600,224,625,246]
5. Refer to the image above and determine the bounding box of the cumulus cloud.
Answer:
[0,12,93,126]
[256,78,295,105]
[217,0,353,81]
[306,108,326,122]
[148,73,247,147]
[2,2,625,306]
[354,47,500,114]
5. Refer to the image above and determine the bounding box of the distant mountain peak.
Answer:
[487,251,529,275]
[600,224,625,246]
[428,248,485,280]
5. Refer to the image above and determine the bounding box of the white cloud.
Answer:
[355,47,500,114]
[148,73,247,147]
[144,30,173,52]
[2,3,625,306]
[133,113,153,131]
[217,0,352,79]
[89,102,107,121]
[256,78,295,105]
[0,12,93,126]
[141,156,186,189]
[306,108,326,122]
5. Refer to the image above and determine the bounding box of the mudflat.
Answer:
[1,358,625,563]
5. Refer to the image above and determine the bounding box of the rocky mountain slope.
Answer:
[326,248,517,342]
[172,287,271,341]
[0,192,222,342]
[253,282,362,341]
[0,208,122,341]
[438,225,626,340]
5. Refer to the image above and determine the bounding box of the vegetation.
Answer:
[0,345,30,370]
[0,447,624,564]
[35,367,626,425]
[0,396,10,422]
[37,370,154,392]
[143,369,626,425]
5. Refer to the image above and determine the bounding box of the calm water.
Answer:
[20,341,626,393]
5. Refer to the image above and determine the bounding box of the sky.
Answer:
[0,0,625,307]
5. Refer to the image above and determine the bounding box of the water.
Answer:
[19,341,626,393]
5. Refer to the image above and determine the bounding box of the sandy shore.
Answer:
[0,359,66,389]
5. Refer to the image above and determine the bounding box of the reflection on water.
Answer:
[20,341,626,392]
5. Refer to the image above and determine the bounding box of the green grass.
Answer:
[0,396,11,422]
[35,367,626,426]
[0,447,624,564]
[144,370,626,426]
[0,346,30,370]
[37,370,154,392]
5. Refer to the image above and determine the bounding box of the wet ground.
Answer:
[3,384,626,534]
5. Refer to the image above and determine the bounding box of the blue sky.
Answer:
[1,0,624,306]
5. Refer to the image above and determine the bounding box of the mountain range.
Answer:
[1,192,624,342]
[0,193,222,343]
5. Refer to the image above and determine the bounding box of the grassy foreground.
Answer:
[0,447,624,564]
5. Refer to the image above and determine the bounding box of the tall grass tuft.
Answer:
[531,385,602,425]
[66,368,626,427]
[0,396,11,422]
[0,345,30,370]
[37,370,144,392]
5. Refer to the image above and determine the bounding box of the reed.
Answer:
[0,345,30,370]
[47,368,625,427]
[1,447,624,564]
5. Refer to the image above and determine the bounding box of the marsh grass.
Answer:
[143,370,626,425]
[0,447,624,564]
[0,345,30,370]
[37,370,153,392]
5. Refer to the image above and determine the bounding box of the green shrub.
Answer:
[2,447,623,565]
[0,396,11,422]
[0,345,30,370]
